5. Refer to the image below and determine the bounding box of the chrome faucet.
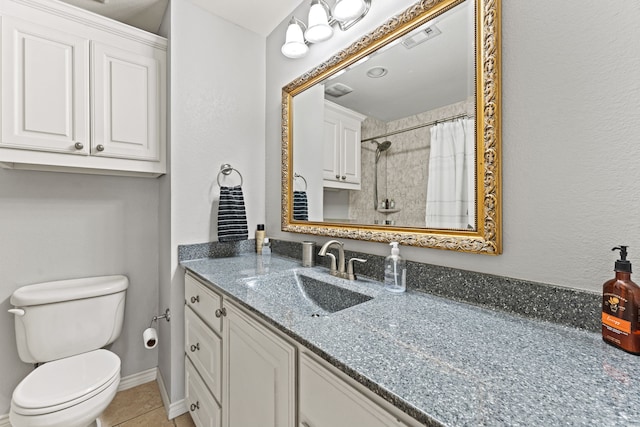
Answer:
[318,240,367,280]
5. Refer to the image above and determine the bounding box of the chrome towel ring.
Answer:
[217,163,243,187]
[294,173,307,191]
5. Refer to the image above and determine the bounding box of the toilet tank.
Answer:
[10,275,128,363]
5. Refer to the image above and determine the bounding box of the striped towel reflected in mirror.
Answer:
[217,185,248,242]
[293,191,308,221]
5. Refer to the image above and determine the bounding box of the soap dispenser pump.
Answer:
[602,245,640,354]
[384,242,406,293]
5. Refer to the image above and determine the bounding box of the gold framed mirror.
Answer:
[281,0,501,254]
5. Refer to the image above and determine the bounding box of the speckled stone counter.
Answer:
[181,254,640,427]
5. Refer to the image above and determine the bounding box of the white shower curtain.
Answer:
[425,118,475,229]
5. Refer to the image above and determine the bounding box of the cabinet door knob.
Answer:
[190,343,200,352]
[335,174,340,179]
[96,144,105,152]
[341,175,346,180]
[190,401,200,411]
[74,142,84,150]
[190,295,199,304]
[215,307,227,318]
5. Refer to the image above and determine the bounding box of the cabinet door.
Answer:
[92,41,163,161]
[299,353,407,427]
[322,111,341,183]
[1,16,89,154]
[223,301,296,427]
[186,357,222,427]
[340,117,362,186]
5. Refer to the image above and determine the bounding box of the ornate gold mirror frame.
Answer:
[281,0,501,254]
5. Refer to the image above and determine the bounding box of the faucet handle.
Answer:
[324,252,337,274]
[347,258,367,280]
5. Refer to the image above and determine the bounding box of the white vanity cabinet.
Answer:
[222,300,296,427]
[299,352,416,427]
[0,0,166,177]
[323,101,366,190]
[184,273,296,427]
[184,271,422,427]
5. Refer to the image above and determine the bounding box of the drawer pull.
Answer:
[190,401,200,412]
[190,343,200,352]
[215,307,227,318]
[190,295,200,304]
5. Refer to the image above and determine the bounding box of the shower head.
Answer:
[377,140,392,151]
[373,140,392,163]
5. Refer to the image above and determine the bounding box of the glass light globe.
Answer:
[305,1,333,43]
[281,19,309,59]
[332,0,366,22]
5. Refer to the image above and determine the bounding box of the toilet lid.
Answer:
[12,349,120,415]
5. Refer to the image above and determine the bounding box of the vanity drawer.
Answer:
[186,356,221,427]
[185,306,222,403]
[185,273,222,334]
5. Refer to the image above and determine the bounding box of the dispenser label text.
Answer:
[602,313,631,334]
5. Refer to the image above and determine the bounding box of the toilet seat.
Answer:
[12,349,120,416]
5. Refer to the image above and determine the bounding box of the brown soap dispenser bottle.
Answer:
[602,246,640,354]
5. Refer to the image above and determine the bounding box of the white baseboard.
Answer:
[0,414,10,427]
[118,367,158,391]
[157,369,187,419]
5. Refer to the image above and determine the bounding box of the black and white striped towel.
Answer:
[293,191,308,221]
[218,185,248,242]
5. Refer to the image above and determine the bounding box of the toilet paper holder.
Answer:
[149,309,171,327]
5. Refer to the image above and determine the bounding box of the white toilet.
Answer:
[8,275,128,427]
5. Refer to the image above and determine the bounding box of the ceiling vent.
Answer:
[325,83,354,98]
[402,25,441,49]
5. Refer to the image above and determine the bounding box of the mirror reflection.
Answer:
[292,0,475,230]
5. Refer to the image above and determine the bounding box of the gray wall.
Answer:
[0,169,160,414]
[266,0,640,293]
[162,0,266,403]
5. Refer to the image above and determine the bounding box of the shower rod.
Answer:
[361,113,471,143]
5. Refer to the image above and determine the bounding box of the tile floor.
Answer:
[99,381,195,427]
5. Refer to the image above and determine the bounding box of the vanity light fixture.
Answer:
[281,0,371,59]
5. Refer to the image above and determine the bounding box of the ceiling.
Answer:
[58,0,304,36]
[325,0,473,122]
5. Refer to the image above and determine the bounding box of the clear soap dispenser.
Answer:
[384,242,406,293]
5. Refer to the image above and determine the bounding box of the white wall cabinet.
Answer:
[323,101,366,190]
[184,273,296,427]
[0,0,166,177]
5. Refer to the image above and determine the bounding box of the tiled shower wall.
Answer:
[348,98,474,226]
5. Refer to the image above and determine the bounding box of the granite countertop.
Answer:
[181,254,640,427]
